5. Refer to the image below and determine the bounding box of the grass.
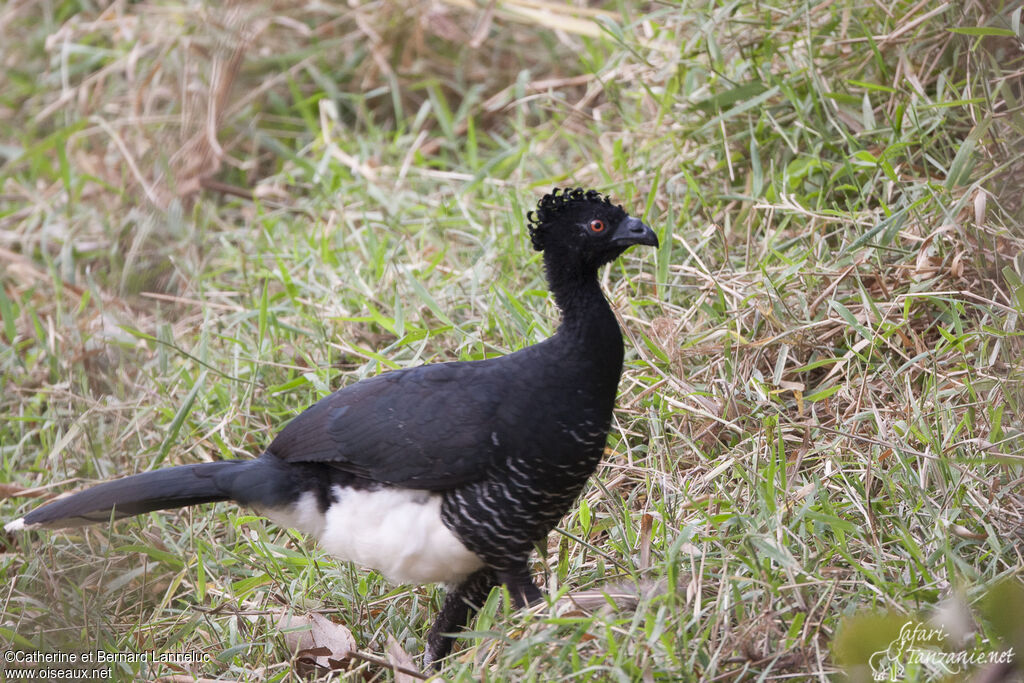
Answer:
[2,0,1023,681]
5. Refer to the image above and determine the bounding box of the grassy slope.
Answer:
[1,1,1023,681]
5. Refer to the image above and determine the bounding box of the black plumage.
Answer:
[5,187,659,666]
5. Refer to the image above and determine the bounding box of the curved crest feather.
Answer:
[527,187,617,251]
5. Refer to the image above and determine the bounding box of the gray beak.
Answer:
[610,216,659,248]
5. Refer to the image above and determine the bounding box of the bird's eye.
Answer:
[589,219,605,233]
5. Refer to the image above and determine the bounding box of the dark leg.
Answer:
[425,568,496,667]
[496,566,543,608]
[424,563,545,668]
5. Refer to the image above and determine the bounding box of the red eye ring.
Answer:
[589,219,605,233]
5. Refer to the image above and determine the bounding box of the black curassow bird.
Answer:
[4,187,658,666]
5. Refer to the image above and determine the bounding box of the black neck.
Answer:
[545,255,624,368]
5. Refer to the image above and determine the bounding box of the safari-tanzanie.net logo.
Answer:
[869,619,1015,681]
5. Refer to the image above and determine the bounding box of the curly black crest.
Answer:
[527,187,617,251]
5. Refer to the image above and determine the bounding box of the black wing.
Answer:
[265,359,513,489]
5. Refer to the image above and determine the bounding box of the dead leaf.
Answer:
[280,611,357,676]
[638,513,653,569]
[386,634,422,683]
[558,578,676,615]
[0,483,30,500]
[974,188,987,226]
[949,524,987,541]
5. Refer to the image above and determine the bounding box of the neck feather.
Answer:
[545,255,623,359]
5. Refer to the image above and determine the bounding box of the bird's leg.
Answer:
[425,567,496,668]
[496,565,543,608]
[424,563,544,667]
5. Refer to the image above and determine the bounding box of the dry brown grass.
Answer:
[2,1,1023,681]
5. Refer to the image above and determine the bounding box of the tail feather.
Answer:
[6,460,255,530]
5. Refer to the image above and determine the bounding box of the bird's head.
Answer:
[527,188,659,270]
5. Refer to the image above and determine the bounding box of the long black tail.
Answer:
[6,458,276,530]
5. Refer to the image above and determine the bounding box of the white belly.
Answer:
[262,486,484,585]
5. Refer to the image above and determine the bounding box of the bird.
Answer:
[4,187,659,667]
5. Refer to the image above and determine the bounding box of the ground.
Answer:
[1,1,1023,681]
